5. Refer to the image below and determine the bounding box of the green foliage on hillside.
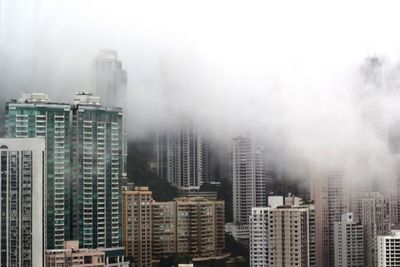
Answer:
[127,140,178,201]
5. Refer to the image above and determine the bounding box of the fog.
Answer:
[2,0,400,183]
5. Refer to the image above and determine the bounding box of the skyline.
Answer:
[3,1,400,266]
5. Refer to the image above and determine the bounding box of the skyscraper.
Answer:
[6,92,124,250]
[232,133,269,225]
[249,196,316,267]
[156,118,213,190]
[311,162,346,267]
[6,93,71,249]
[92,49,128,181]
[361,192,391,267]
[91,49,127,109]
[0,138,45,267]
[333,213,364,267]
[122,186,152,267]
[70,93,123,249]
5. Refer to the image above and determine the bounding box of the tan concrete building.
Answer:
[152,197,225,261]
[122,186,152,267]
[152,201,177,256]
[249,196,316,267]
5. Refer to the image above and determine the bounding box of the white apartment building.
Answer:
[377,230,400,267]
[0,138,46,267]
[232,133,269,226]
[333,213,364,267]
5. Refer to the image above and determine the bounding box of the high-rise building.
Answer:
[333,213,364,267]
[6,93,71,249]
[377,230,400,267]
[249,196,316,267]
[311,163,346,267]
[232,133,269,240]
[361,192,391,267]
[6,92,124,250]
[152,197,225,261]
[167,119,202,190]
[0,138,45,267]
[122,186,152,267]
[157,119,208,190]
[201,139,217,184]
[347,159,373,222]
[156,117,219,190]
[91,49,127,110]
[70,93,123,249]
[92,49,128,181]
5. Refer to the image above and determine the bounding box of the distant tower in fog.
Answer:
[361,56,384,91]
[156,118,217,190]
[361,192,390,267]
[311,162,346,267]
[166,119,203,190]
[92,49,128,178]
[92,49,127,108]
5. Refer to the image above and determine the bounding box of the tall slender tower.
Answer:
[92,49,128,182]
[361,192,390,267]
[70,93,123,248]
[232,133,269,233]
[156,119,217,189]
[311,161,347,267]
[0,138,45,267]
[158,119,204,190]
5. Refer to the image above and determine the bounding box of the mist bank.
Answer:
[2,0,400,182]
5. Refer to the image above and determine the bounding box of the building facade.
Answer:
[91,49,128,180]
[6,93,71,249]
[232,133,269,243]
[156,118,218,190]
[167,119,203,190]
[361,192,391,267]
[0,138,45,267]
[311,163,347,267]
[45,240,128,267]
[249,196,316,267]
[333,213,364,267]
[46,241,105,267]
[122,186,152,267]
[152,197,225,261]
[6,93,124,250]
[377,230,400,267]
[70,93,123,248]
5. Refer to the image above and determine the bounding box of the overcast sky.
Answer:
[2,0,400,177]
